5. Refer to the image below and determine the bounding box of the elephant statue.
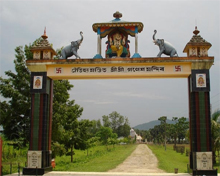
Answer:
[153,30,178,57]
[60,31,83,59]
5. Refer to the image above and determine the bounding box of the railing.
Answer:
[1,162,25,176]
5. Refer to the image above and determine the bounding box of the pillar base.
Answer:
[131,53,141,58]
[23,166,52,175]
[192,169,217,176]
[93,54,103,59]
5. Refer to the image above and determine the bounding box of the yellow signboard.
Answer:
[26,57,214,80]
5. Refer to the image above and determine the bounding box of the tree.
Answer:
[102,111,131,137]
[169,117,189,149]
[95,126,118,146]
[158,116,167,150]
[52,80,73,142]
[85,137,100,156]
[107,137,118,148]
[89,119,102,136]
[76,119,93,150]
[60,100,83,162]
[211,109,220,164]
[170,117,178,149]
[149,125,163,144]
[176,117,189,142]
[144,130,152,142]
[0,45,32,147]
[118,117,130,137]
[102,115,111,127]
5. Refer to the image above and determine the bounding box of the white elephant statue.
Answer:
[60,31,83,59]
[153,30,178,57]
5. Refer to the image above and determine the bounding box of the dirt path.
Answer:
[108,144,165,173]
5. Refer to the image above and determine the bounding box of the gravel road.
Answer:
[108,144,165,173]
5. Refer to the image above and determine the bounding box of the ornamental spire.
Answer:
[113,11,122,19]
[41,27,48,40]
[193,26,200,36]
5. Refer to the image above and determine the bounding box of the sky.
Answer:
[0,0,219,127]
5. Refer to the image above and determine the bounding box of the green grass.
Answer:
[54,145,137,172]
[2,144,28,175]
[54,144,137,172]
[2,144,137,174]
[148,144,190,173]
[148,144,220,173]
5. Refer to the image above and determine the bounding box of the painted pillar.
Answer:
[132,26,141,58]
[97,28,101,55]
[93,27,103,59]
[135,26,139,53]
[23,72,53,175]
[188,69,214,174]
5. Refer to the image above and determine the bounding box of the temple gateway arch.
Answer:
[23,12,217,176]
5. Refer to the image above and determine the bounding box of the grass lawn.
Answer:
[53,144,137,172]
[2,146,28,175]
[148,144,220,173]
[148,144,190,173]
[1,144,136,174]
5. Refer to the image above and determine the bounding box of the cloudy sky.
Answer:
[1,0,219,127]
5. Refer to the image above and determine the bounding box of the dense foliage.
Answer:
[135,116,189,145]
[0,45,32,146]
[211,110,220,163]
[102,111,130,137]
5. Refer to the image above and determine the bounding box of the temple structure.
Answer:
[183,26,212,57]
[30,28,56,60]
[22,13,217,176]
[92,11,143,59]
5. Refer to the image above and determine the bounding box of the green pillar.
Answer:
[188,69,217,175]
[23,72,53,175]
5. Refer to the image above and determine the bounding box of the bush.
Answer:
[51,142,66,158]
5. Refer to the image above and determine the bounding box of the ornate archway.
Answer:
[23,12,216,176]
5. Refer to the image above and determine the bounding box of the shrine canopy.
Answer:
[92,11,143,38]
[92,11,144,59]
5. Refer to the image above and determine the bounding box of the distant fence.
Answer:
[2,162,25,176]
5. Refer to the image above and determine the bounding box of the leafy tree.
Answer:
[60,100,83,162]
[211,109,220,164]
[102,111,131,137]
[0,45,32,147]
[85,136,100,156]
[102,115,111,127]
[176,117,189,142]
[51,142,66,158]
[89,119,102,136]
[118,117,130,137]
[52,80,73,142]
[95,126,118,146]
[75,119,93,150]
[107,137,118,148]
[170,117,178,148]
[158,116,167,150]
[149,125,163,144]
[143,130,152,142]
[176,117,188,141]
[185,129,190,142]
